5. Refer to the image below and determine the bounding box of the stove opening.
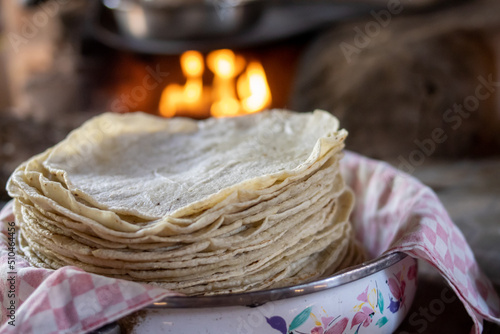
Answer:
[159,49,271,119]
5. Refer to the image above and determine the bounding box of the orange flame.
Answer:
[159,51,209,118]
[238,61,272,114]
[159,49,271,118]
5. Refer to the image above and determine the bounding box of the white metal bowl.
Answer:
[124,252,417,334]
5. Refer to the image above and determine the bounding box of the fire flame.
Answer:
[158,51,208,118]
[238,61,272,114]
[159,49,271,118]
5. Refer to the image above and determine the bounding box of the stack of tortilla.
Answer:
[7,109,365,295]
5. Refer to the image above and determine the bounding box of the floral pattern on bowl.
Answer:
[132,254,417,334]
[265,258,417,334]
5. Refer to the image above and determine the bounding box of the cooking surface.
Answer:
[93,0,452,54]
[93,1,376,53]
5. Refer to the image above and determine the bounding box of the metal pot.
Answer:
[103,0,262,40]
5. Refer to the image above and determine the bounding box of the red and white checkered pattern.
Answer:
[0,201,179,334]
[1,151,499,333]
[342,151,500,334]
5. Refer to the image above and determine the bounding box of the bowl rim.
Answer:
[147,251,410,308]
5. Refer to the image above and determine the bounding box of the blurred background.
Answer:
[0,0,499,332]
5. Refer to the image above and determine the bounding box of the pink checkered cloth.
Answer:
[1,151,499,333]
